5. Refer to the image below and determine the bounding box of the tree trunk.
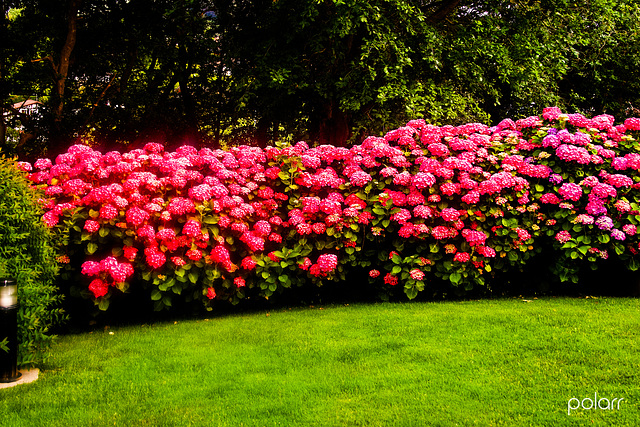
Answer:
[48,0,82,154]
[315,100,351,146]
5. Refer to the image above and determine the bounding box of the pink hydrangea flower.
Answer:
[317,254,338,273]
[558,183,582,202]
[441,208,461,222]
[555,231,572,244]
[409,269,425,280]
[84,220,100,233]
[453,252,470,263]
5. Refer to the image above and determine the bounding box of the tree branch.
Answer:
[426,0,463,24]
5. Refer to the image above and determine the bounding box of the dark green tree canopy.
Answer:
[2,0,639,157]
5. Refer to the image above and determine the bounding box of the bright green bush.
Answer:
[0,155,65,366]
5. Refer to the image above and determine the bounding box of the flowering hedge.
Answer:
[20,107,640,311]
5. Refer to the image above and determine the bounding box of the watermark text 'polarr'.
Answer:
[568,393,624,415]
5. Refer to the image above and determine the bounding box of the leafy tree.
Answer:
[3,0,640,155]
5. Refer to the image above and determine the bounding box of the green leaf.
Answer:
[86,242,98,254]
[98,298,110,311]
[202,216,216,224]
[159,278,175,292]
[151,289,162,300]
[391,265,402,274]
[404,286,418,300]
[450,272,462,285]
[98,227,109,238]
[188,272,199,283]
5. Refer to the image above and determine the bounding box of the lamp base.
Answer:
[0,371,22,383]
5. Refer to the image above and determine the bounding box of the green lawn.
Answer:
[1,297,639,426]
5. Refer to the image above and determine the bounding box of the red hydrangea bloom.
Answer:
[268,252,280,262]
[186,249,203,261]
[182,219,202,237]
[392,209,411,223]
[432,226,457,240]
[623,117,640,131]
[167,197,196,216]
[476,246,496,258]
[409,269,425,280]
[590,183,617,199]
[43,211,59,227]
[441,208,461,222]
[515,228,532,241]
[440,182,461,196]
[298,257,312,270]
[126,207,150,226]
[123,246,138,261]
[81,261,101,276]
[623,224,637,236]
[540,193,560,204]
[453,252,470,263]
[462,229,487,246]
[555,230,572,244]
[84,220,100,233]
[171,256,186,266]
[241,256,257,270]
[317,254,338,273]
[267,233,281,242]
[607,174,633,188]
[384,273,398,286]
[412,172,437,189]
[542,107,562,121]
[234,277,246,287]
[211,245,231,264]
[350,171,372,187]
[206,287,216,299]
[414,205,434,219]
[240,231,264,252]
[89,279,109,298]
[558,183,582,201]
[144,247,166,269]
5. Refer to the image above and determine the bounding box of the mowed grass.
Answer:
[1,297,640,426]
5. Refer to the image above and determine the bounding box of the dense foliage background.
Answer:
[2,0,640,158]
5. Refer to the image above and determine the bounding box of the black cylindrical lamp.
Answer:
[0,278,21,383]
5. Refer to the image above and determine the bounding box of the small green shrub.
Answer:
[0,156,66,366]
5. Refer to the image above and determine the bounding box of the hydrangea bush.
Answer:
[22,107,640,311]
